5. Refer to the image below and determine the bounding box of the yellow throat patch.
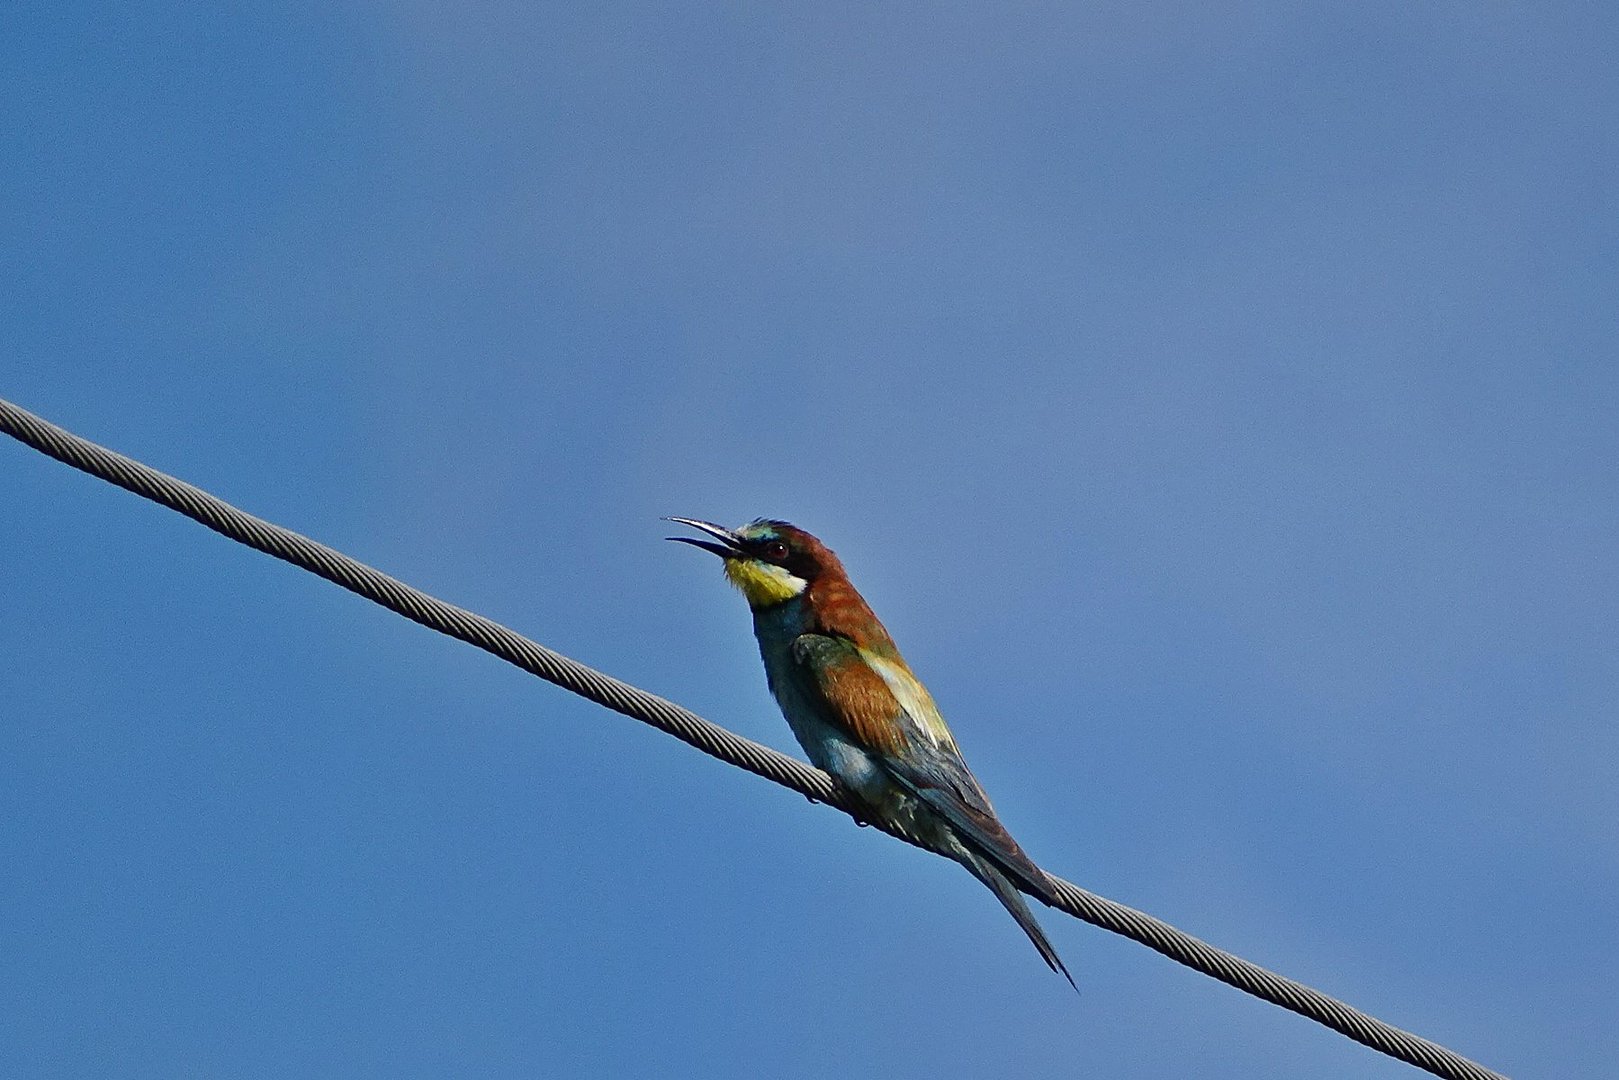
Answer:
[724,558,808,608]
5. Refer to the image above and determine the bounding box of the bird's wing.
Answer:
[790,632,1076,986]
[789,633,1057,901]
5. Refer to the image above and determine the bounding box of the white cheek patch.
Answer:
[725,559,809,605]
[760,563,810,595]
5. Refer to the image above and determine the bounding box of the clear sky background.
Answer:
[4,5,1615,1079]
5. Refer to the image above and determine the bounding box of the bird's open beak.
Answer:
[664,517,744,559]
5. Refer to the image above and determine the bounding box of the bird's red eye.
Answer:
[765,540,789,561]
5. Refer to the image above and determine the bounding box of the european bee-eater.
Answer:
[668,517,1074,987]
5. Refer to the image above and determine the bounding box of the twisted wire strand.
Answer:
[0,395,1507,1080]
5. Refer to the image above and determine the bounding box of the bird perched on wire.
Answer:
[667,517,1074,987]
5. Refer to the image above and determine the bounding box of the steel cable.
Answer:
[0,395,1508,1080]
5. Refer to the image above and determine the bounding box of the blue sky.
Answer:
[4,4,1615,1078]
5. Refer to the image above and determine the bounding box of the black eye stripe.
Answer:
[745,534,810,575]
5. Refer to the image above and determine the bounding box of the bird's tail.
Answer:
[960,849,1077,991]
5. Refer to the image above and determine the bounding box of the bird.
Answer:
[667,517,1074,987]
